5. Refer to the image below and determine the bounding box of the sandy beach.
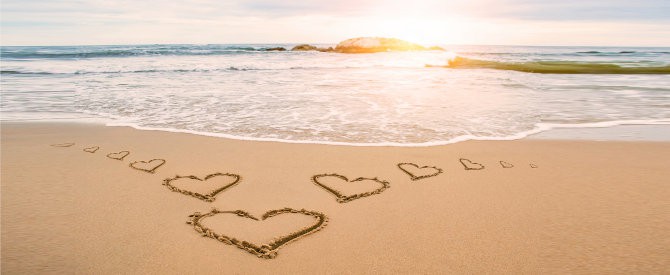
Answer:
[4,0,670,273]
[1,122,668,273]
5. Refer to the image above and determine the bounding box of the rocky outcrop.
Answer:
[291,44,319,51]
[289,38,445,53]
[264,47,286,51]
[291,44,334,52]
[334,37,437,53]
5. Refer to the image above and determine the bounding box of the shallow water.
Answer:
[2,44,669,145]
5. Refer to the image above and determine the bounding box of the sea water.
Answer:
[1,44,669,145]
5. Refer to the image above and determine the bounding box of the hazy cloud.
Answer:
[1,0,668,45]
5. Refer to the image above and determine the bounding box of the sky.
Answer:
[1,0,669,46]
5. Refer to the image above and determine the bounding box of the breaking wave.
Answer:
[435,56,670,74]
[0,45,295,59]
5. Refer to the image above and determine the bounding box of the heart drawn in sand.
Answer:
[163,173,241,202]
[529,163,539,168]
[311,173,390,203]
[499,161,514,168]
[50,142,75,147]
[106,151,130,160]
[397,162,443,181]
[129,159,166,173]
[459,158,485,170]
[187,208,328,259]
[83,146,100,153]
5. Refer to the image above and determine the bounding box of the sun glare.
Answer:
[363,16,465,46]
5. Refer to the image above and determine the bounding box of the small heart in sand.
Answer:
[83,146,100,153]
[106,151,130,160]
[529,163,538,168]
[311,173,390,203]
[163,173,241,202]
[397,162,443,181]
[129,159,166,173]
[187,208,328,259]
[459,158,485,170]
[499,161,514,168]
[51,142,75,147]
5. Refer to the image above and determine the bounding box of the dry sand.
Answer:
[2,122,669,273]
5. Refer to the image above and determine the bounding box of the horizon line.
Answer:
[2,42,669,48]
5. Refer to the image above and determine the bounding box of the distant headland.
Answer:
[265,37,445,53]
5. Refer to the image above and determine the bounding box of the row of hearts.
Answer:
[51,143,166,173]
[51,142,539,259]
[54,143,539,177]
[53,142,540,205]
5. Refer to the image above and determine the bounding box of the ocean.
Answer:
[1,44,669,146]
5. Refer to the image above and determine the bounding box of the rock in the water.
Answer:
[265,47,286,51]
[291,44,319,51]
[289,38,443,53]
[334,37,428,53]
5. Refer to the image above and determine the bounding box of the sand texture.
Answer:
[2,122,669,274]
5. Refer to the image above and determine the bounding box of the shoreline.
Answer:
[2,122,669,273]
[2,118,669,147]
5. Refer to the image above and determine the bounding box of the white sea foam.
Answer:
[102,118,670,147]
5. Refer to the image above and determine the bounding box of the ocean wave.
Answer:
[5,65,417,75]
[578,51,670,54]
[460,50,668,55]
[1,70,56,75]
[0,50,259,59]
[1,67,268,75]
[71,67,292,74]
[433,56,670,74]
[0,46,287,59]
[576,50,638,54]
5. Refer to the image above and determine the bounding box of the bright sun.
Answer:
[364,16,465,46]
[347,1,468,45]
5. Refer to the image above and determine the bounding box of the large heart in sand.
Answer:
[187,208,328,259]
[107,150,130,160]
[459,158,485,170]
[129,159,166,173]
[163,173,241,202]
[397,162,443,181]
[311,173,390,203]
